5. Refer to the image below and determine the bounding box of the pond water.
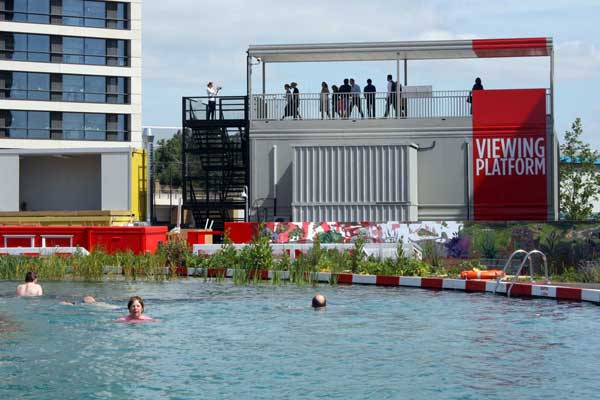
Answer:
[0,280,599,399]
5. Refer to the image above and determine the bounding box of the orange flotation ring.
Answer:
[460,268,505,280]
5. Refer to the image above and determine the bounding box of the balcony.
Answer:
[250,89,552,122]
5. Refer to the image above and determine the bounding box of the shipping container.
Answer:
[292,145,418,222]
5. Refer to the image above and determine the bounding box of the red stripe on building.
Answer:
[421,278,443,289]
[465,280,487,292]
[376,275,400,286]
[556,287,582,301]
[473,38,549,58]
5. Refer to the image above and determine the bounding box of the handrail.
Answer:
[252,90,471,121]
[506,250,549,298]
[493,249,531,294]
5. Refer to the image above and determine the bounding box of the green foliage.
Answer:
[421,240,441,267]
[351,236,365,273]
[475,229,498,259]
[154,130,182,187]
[163,236,191,268]
[560,118,600,220]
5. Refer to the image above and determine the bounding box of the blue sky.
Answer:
[142,0,600,147]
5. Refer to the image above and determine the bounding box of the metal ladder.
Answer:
[493,249,550,297]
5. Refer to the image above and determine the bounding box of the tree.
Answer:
[560,118,600,220]
[154,130,182,187]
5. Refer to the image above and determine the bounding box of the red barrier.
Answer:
[224,222,260,243]
[0,226,167,254]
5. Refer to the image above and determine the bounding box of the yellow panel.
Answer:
[130,148,147,221]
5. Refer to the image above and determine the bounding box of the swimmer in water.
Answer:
[59,295,118,309]
[16,271,43,297]
[116,296,154,323]
[312,294,327,308]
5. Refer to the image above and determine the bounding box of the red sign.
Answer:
[472,89,548,220]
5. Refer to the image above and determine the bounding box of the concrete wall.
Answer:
[0,154,20,211]
[20,155,101,211]
[101,153,130,210]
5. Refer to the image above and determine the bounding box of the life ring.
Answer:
[460,269,505,280]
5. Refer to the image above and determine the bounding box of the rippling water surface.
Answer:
[0,280,599,399]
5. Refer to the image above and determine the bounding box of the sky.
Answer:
[142,0,600,147]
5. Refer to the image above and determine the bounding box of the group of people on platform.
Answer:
[282,74,404,120]
[280,76,485,120]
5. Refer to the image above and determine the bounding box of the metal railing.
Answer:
[252,91,472,121]
[183,96,248,122]
[252,89,554,121]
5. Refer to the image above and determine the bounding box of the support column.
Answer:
[404,59,408,86]
[246,53,253,119]
[262,61,266,96]
[396,55,400,119]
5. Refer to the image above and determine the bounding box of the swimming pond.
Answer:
[1,280,599,400]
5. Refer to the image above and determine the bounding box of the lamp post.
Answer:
[241,185,249,222]
[143,127,155,224]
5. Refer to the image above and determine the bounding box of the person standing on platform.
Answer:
[364,78,376,118]
[338,79,352,118]
[206,81,221,120]
[384,74,398,118]
[331,85,340,119]
[320,82,330,119]
[291,82,302,119]
[467,77,484,114]
[281,84,294,120]
[349,79,364,119]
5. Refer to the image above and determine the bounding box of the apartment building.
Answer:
[0,0,145,222]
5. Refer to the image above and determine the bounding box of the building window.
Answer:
[27,111,50,138]
[62,112,84,139]
[0,0,130,30]
[0,32,129,66]
[0,71,129,103]
[26,72,49,100]
[0,110,129,141]
[62,74,84,102]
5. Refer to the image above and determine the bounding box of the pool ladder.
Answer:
[493,249,550,298]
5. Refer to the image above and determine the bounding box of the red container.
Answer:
[88,226,167,254]
[224,222,260,243]
[0,226,168,254]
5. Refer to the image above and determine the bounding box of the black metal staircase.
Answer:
[182,96,249,231]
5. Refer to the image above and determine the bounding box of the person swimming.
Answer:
[59,295,119,309]
[312,294,327,308]
[16,271,43,297]
[116,296,154,323]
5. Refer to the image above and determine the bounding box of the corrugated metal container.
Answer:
[292,145,418,221]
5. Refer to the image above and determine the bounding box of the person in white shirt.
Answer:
[384,74,399,118]
[349,78,364,118]
[206,81,221,120]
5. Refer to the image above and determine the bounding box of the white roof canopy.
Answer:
[248,38,552,63]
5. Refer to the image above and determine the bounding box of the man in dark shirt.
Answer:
[364,78,376,118]
[338,78,352,118]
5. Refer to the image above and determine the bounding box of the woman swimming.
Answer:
[116,296,154,323]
